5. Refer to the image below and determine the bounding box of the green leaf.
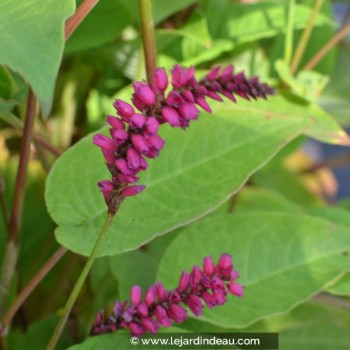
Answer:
[275,60,329,103]
[279,301,350,350]
[45,95,349,257]
[157,211,350,328]
[320,48,350,126]
[206,2,334,47]
[0,0,75,117]
[108,232,179,301]
[12,315,71,350]
[65,0,130,54]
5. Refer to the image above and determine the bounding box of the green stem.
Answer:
[0,89,36,317]
[290,0,323,74]
[284,0,295,66]
[138,0,157,83]
[46,213,114,350]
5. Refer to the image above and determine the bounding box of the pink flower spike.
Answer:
[207,90,223,101]
[138,303,148,317]
[93,134,116,151]
[154,68,168,92]
[127,147,142,170]
[220,65,234,79]
[206,65,221,80]
[183,90,195,103]
[131,286,142,306]
[167,304,188,323]
[171,64,188,88]
[110,129,128,145]
[222,90,237,103]
[117,174,139,184]
[106,115,125,130]
[146,134,165,151]
[115,159,133,175]
[113,100,134,120]
[102,149,114,164]
[131,134,150,154]
[178,271,189,293]
[228,283,244,297]
[162,106,182,127]
[145,285,157,306]
[142,318,159,333]
[98,180,114,192]
[134,83,156,106]
[178,103,199,121]
[154,305,172,327]
[203,256,215,276]
[156,282,170,301]
[218,253,233,271]
[122,185,146,197]
[186,295,203,316]
[129,322,144,337]
[129,114,146,129]
[144,117,159,135]
[195,96,212,113]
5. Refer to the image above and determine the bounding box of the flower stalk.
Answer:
[91,254,243,337]
[46,213,114,350]
[93,65,275,214]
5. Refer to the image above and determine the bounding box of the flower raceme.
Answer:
[90,253,243,337]
[93,65,275,214]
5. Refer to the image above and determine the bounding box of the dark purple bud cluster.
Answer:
[93,65,275,214]
[90,253,243,337]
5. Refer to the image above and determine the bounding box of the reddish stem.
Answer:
[1,247,67,333]
[65,0,99,40]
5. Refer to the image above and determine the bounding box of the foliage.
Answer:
[1,0,350,349]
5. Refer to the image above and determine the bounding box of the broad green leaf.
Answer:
[279,301,350,350]
[157,211,350,328]
[65,1,130,54]
[12,315,71,350]
[45,96,349,257]
[109,231,180,301]
[0,0,75,117]
[206,3,334,47]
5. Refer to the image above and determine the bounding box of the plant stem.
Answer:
[65,0,100,40]
[304,20,350,70]
[290,0,323,74]
[284,0,295,66]
[138,0,157,83]
[1,247,67,333]
[0,89,36,317]
[46,213,114,350]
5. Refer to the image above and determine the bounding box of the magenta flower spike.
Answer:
[90,253,243,337]
[93,65,275,214]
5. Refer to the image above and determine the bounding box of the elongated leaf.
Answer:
[157,211,350,328]
[45,96,349,257]
[0,0,75,117]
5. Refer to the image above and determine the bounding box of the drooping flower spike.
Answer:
[93,65,275,214]
[90,253,243,337]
